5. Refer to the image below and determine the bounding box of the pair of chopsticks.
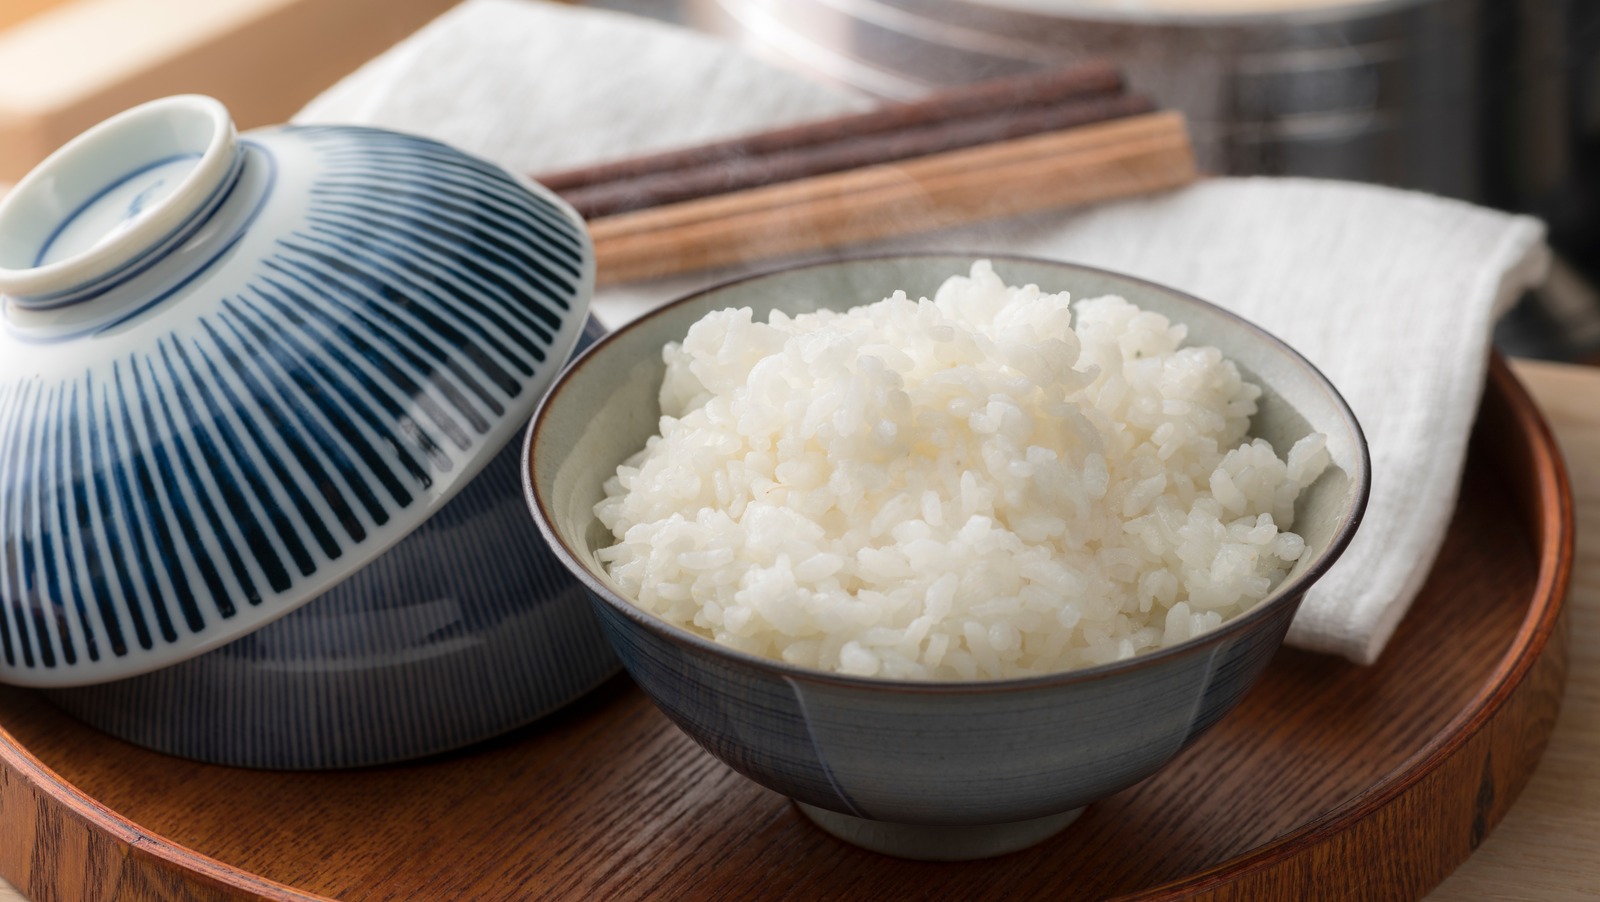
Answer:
[534,63,1198,285]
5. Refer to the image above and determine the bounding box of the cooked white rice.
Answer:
[595,261,1328,680]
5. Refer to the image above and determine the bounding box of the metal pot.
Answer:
[1481,0,1600,282]
[691,0,1483,197]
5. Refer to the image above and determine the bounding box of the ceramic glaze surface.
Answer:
[44,319,620,769]
[38,154,202,267]
[526,255,1369,859]
[0,96,597,687]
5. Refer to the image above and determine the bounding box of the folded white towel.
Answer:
[299,0,1550,664]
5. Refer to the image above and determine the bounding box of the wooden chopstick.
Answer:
[537,61,1124,195]
[562,92,1154,219]
[588,111,1197,285]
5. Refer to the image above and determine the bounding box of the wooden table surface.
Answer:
[0,357,1595,901]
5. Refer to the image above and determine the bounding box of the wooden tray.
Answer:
[0,356,1573,901]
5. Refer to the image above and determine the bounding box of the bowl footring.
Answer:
[794,801,1084,861]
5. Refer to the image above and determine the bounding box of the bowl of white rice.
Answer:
[523,255,1368,860]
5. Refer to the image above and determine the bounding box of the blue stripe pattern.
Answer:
[0,125,591,681]
[46,319,620,768]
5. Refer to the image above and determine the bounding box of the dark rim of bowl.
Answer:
[522,252,1372,695]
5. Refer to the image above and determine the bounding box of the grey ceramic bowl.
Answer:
[523,255,1369,860]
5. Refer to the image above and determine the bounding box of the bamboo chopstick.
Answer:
[588,111,1197,285]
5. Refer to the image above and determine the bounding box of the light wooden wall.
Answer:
[0,0,468,182]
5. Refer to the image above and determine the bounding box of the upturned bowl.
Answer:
[0,95,619,767]
[524,254,1370,859]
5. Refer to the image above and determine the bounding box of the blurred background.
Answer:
[2,0,1595,357]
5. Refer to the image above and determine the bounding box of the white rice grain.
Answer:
[596,261,1328,680]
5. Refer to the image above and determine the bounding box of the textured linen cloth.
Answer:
[299,0,1550,664]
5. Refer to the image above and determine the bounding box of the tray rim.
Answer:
[1133,353,1575,899]
[0,353,1573,902]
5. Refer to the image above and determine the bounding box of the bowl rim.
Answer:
[523,252,1371,694]
[0,95,238,300]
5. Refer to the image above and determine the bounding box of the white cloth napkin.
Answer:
[298,0,1550,665]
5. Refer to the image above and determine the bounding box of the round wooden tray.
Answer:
[0,356,1574,901]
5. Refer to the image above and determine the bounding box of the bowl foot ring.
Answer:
[794,801,1084,861]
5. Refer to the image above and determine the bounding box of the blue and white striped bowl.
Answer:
[43,319,620,769]
[0,96,619,765]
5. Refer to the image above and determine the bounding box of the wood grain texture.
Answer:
[536,60,1125,195]
[0,357,1576,901]
[560,92,1153,218]
[1429,360,1600,901]
[588,112,1198,284]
